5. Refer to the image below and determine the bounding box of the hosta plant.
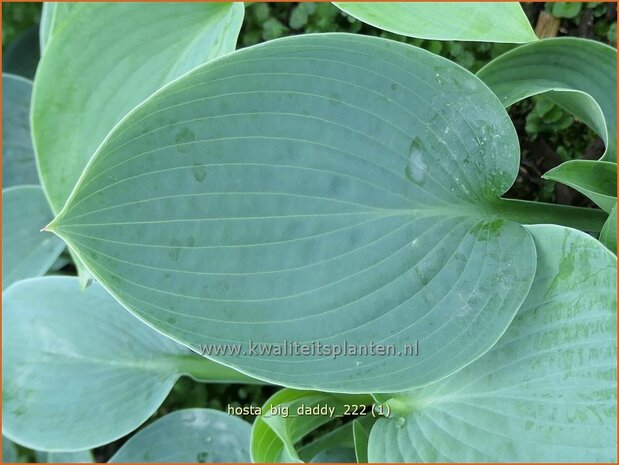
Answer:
[2,2,616,463]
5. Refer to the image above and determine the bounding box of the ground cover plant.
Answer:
[2,2,617,463]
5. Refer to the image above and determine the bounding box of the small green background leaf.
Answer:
[548,1,582,19]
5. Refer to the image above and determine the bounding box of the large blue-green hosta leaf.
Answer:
[368,225,617,462]
[2,74,38,187]
[2,277,182,451]
[333,2,537,43]
[109,409,251,463]
[49,33,537,393]
[478,38,617,162]
[32,2,244,214]
[2,186,64,289]
[2,277,255,451]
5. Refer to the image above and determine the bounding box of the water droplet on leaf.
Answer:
[175,128,195,153]
[405,138,428,185]
[169,239,181,261]
[192,164,207,182]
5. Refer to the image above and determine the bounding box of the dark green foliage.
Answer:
[526,97,574,137]
[2,2,41,49]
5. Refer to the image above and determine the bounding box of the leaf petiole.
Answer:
[492,198,608,233]
[170,354,269,385]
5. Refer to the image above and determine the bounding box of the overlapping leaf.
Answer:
[2,74,38,188]
[49,33,537,392]
[2,436,18,463]
[543,160,616,213]
[39,2,75,53]
[2,277,183,451]
[2,186,64,289]
[2,277,254,451]
[478,38,617,162]
[368,225,617,462]
[309,447,357,463]
[251,388,370,462]
[600,204,617,254]
[32,2,245,214]
[333,2,537,43]
[109,409,251,463]
[352,418,373,463]
[303,420,370,464]
[34,450,93,463]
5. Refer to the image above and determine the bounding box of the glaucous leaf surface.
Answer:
[50,33,536,392]
[2,186,64,290]
[32,2,245,214]
[600,204,617,254]
[478,38,617,162]
[543,160,617,213]
[2,277,186,451]
[2,74,38,187]
[108,409,251,463]
[333,2,537,43]
[368,225,617,462]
